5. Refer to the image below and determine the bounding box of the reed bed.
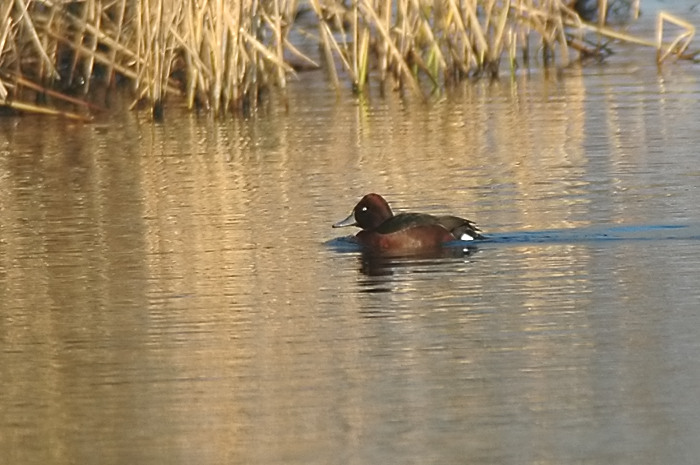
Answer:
[0,0,696,119]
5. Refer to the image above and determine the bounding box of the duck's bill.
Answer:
[332,213,357,228]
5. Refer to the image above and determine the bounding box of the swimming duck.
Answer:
[333,193,483,251]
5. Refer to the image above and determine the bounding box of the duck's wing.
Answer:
[437,215,484,240]
[374,213,440,234]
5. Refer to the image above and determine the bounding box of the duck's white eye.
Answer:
[361,206,368,212]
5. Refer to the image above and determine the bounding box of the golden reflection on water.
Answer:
[2,51,700,463]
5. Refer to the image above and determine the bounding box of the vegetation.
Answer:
[0,0,696,119]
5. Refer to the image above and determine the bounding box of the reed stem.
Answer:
[0,0,695,118]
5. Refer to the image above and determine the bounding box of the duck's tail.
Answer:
[437,215,484,241]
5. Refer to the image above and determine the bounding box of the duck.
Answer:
[333,193,483,251]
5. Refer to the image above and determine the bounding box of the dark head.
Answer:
[333,193,394,231]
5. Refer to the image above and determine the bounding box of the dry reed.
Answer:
[0,0,696,119]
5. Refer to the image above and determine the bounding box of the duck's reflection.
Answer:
[358,245,479,277]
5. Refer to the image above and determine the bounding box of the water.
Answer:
[3,4,700,463]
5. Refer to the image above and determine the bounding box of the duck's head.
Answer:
[333,193,394,231]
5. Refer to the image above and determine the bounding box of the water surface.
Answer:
[3,3,700,463]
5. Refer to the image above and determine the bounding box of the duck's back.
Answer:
[374,213,441,234]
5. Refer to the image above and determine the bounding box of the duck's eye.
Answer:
[361,206,368,212]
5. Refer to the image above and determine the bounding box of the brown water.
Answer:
[3,5,700,464]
